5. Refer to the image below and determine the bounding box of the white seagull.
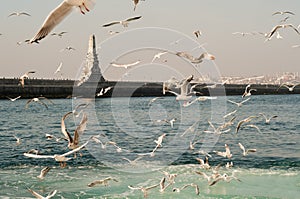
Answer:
[6,96,21,102]
[242,84,256,98]
[29,0,95,43]
[238,143,257,156]
[87,177,118,187]
[102,16,142,27]
[28,189,57,199]
[24,141,89,167]
[228,98,251,107]
[266,24,300,40]
[37,166,51,180]
[111,60,141,69]
[8,12,31,17]
[213,144,232,159]
[278,83,300,92]
[19,71,36,88]
[259,113,278,124]
[176,51,215,64]
[151,51,168,63]
[272,11,295,16]
[166,75,194,101]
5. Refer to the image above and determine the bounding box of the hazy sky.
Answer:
[1,0,300,81]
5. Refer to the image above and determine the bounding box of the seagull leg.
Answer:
[82,3,90,12]
[79,6,85,15]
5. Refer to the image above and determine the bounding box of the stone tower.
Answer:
[77,34,105,86]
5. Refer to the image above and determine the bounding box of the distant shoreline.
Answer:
[0,77,299,99]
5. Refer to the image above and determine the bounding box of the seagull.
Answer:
[25,97,54,109]
[176,51,215,64]
[151,51,168,63]
[6,96,21,102]
[122,156,143,165]
[180,183,200,195]
[196,156,211,169]
[161,171,177,185]
[162,76,180,95]
[87,177,118,187]
[272,11,295,16]
[37,166,51,180]
[245,124,262,133]
[166,75,194,101]
[242,84,257,98]
[61,112,88,151]
[19,71,35,88]
[96,86,113,96]
[110,60,141,69]
[13,135,21,146]
[54,62,63,75]
[236,115,259,133]
[60,46,76,52]
[45,133,67,142]
[24,141,89,167]
[51,31,67,38]
[29,0,95,43]
[266,24,300,40]
[223,109,237,119]
[128,184,159,198]
[232,32,252,36]
[238,143,257,156]
[28,189,57,199]
[213,144,232,159]
[278,83,300,92]
[8,12,31,17]
[132,0,145,11]
[102,16,142,27]
[148,97,164,106]
[209,172,241,186]
[259,113,278,124]
[193,30,202,38]
[228,98,250,107]
[280,16,290,23]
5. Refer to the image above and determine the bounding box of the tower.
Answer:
[77,34,105,86]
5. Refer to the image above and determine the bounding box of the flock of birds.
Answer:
[3,0,300,198]
[8,73,291,198]
[232,10,300,45]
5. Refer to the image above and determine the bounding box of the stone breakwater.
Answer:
[0,78,299,99]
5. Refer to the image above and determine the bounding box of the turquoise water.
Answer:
[0,95,299,198]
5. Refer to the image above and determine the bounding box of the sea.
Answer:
[0,94,299,199]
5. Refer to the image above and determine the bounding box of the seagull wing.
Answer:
[60,141,89,157]
[24,153,54,159]
[74,113,88,145]
[20,12,31,16]
[28,189,45,199]
[238,143,246,154]
[29,1,74,43]
[61,111,73,143]
[102,21,121,27]
[125,16,142,22]
[46,190,57,199]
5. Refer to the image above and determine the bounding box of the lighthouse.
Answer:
[77,34,105,86]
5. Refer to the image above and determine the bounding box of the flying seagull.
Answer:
[102,16,142,27]
[87,177,118,187]
[277,83,300,92]
[259,112,278,124]
[176,51,215,64]
[28,189,57,199]
[266,24,300,40]
[272,11,295,16]
[242,84,257,98]
[29,0,95,43]
[238,143,256,156]
[6,96,21,102]
[8,12,31,17]
[133,0,145,11]
[193,30,202,38]
[110,60,141,69]
[19,71,35,88]
[37,166,51,180]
